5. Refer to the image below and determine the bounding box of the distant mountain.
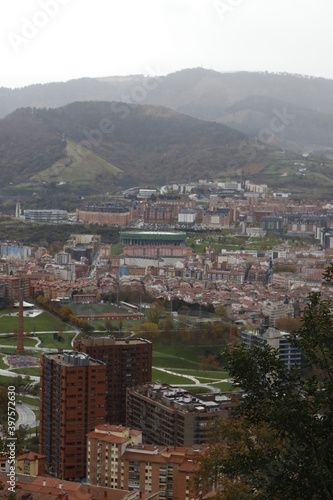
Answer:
[0,102,248,197]
[1,68,333,152]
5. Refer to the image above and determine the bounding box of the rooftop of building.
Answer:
[121,231,186,239]
[243,327,292,340]
[43,351,105,367]
[95,423,141,435]
[0,472,134,500]
[75,336,151,347]
[132,383,231,413]
[16,451,46,461]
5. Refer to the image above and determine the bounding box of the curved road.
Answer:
[16,403,38,429]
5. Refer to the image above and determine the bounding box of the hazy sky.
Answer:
[1,0,332,88]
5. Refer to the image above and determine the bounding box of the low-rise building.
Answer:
[86,424,207,500]
[16,451,46,476]
[126,384,235,447]
[262,299,294,327]
[76,202,138,227]
[24,209,68,223]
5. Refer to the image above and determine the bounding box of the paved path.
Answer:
[153,367,232,393]
[154,367,201,384]
[16,403,38,429]
[0,368,40,382]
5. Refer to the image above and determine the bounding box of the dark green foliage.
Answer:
[0,108,66,185]
[196,264,333,499]
[0,101,247,199]
[0,215,119,246]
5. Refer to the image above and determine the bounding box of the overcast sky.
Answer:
[1,0,332,88]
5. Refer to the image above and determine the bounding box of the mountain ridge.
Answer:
[0,101,249,197]
[1,68,333,153]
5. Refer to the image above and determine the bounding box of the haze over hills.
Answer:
[0,102,248,196]
[1,69,333,204]
[1,68,333,153]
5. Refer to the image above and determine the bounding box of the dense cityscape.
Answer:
[1,1,333,495]
[1,174,333,497]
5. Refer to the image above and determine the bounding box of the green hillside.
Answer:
[29,140,122,189]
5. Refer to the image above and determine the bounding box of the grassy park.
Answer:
[0,310,72,334]
[0,332,76,350]
[152,344,224,368]
[0,302,234,393]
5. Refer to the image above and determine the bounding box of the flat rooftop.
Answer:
[44,351,105,367]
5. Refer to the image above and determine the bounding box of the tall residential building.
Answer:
[126,384,236,447]
[241,327,301,371]
[39,351,106,480]
[73,337,152,425]
[86,424,207,500]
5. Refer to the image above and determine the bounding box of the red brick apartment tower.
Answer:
[73,337,152,425]
[16,287,24,354]
[39,351,106,480]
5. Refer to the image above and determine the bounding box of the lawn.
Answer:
[0,354,10,369]
[88,318,145,331]
[152,344,224,369]
[36,332,76,350]
[0,337,38,347]
[174,368,229,380]
[0,374,17,385]
[0,311,72,333]
[153,350,199,369]
[0,332,76,350]
[0,348,40,357]
[70,303,130,315]
[110,243,124,255]
[152,368,196,385]
[11,367,41,377]
[15,394,40,406]
[213,381,239,392]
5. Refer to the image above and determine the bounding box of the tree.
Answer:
[81,322,94,333]
[199,354,220,371]
[104,319,113,332]
[215,305,229,319]
[147,301,165,324]
[275,316,301,332]
[136,321,160,342]
[195,264,333,499]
